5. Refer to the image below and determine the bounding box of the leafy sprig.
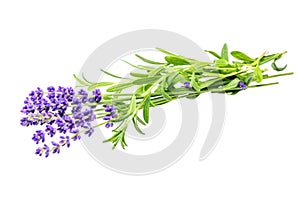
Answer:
[74,44,293,149]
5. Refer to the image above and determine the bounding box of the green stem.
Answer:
[247,82,279,88]
[264,72,294,79]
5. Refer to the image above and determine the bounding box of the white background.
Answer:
[1,0,299,201]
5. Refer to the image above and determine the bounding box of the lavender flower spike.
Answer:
[21,86,103,157]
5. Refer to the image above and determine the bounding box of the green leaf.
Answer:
[259,54,277,65]
[148,65,166,77]
[143,96,150,123]
[107,82,133,92]
[231,51,254,62]
[166,72,179,89]
[271,59,287,71]
[214,59,228,67]
[254,66,263,83]
[81,73,94,84]
[111,113,132,122]
[103,131,121,143]
[167,87,190,95]
[128,95,136,113]
[135,86,144,95]
[87,82,115,91]
[135,54,165,65]
[136,115,146,126]
[156,47,176,55]
[172,74,187,84]
[198,78,220,89]
[100,69,126,79]
[135,84,151,94]
[132,118,145,135]
[221,43,229,61]
[259,51,286,65]
[122,60,155,71]
[190,72,201,91]
[132,76,160,85]
[160,85,172,101]
[121,132,128,148]
[242,73,254,85]
[223,78,240,90]
[165,55,190,65]
[205,50,222,59]
[130,72,148,77]
[73,74,89,86]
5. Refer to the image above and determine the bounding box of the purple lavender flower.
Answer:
[184,81,191,89]
[21,86,103,157]
[32,130,45,144]
[43,144,50,158]
[93,89,102,103]
[72,135,81,141]
[105,122,113,128]
[59,136,71,148]
[20,117,32,127]
[102,104,118,128]
[104,104,115,112]
[88,97,95,103]
[45,124,56,137]
[84,124,94,137]
[78,89,88,103]
[239,81,247,90]
[35,147,42,156]
[52,141,60,154]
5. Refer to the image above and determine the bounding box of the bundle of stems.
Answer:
[75,44,293,149]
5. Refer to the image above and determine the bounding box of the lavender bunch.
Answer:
[21,44,293,156]
[20,86,116,157]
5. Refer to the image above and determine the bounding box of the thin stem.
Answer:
[264,72,294,79]
[247,82,279,88]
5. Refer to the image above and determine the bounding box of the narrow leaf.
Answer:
[160,85,172,101]
[223,78,240,90]
[73,74,89,86]
[130,72,148,77]
[156,47,176,55]
[165,55,190,65]
[271,60,287,71]
[190,72,201,91]
[214,59,228,67]
[143,96,150,123]
[103,131,121,143]
[132,118,145,135]
[87,82,115,91]
[135,54,165,65]
[259,51,286,65]
[243,73,254,85]
[121,132,128,148]
[82,73,94,84]
[107,82,133,92]
[166,72,179,89]
[148,65,166,77]
[136,115,146,126]
[231,51,254,62]
[221,43,229,61]
[205,50,222,59]
[112,113,132,122]
[132,76,160,85]
[198,78,220,89]
[100,69,125,79]
[122,60,155,71]
[128,95,136,113]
